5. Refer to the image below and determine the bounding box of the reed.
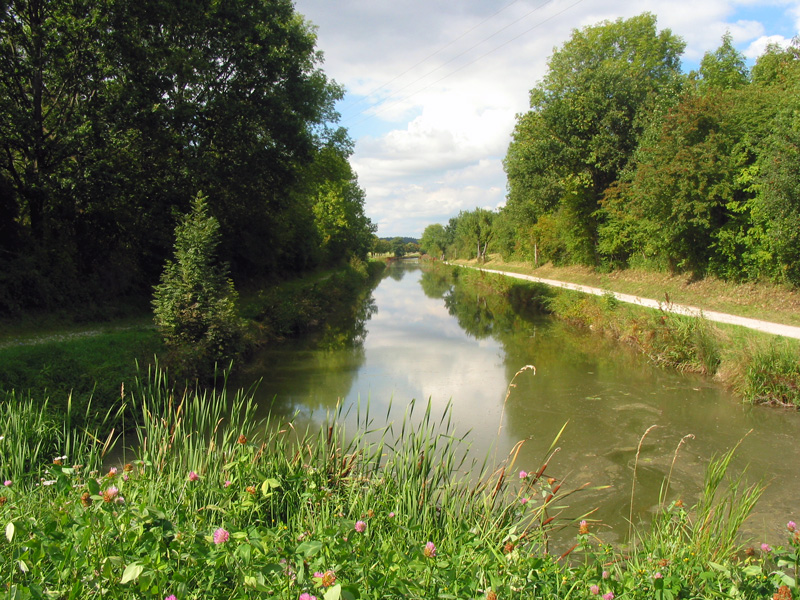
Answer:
[0,368,787,599]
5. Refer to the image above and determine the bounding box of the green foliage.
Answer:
[603,91,746,276]
[152,195,243,378]
[697,32,750,90]
[491,16,800,288]
[741,342,800,406]
[390,237,407,257]
[0,0,349,312]
[503,13,685,266]
[0,369,785,599]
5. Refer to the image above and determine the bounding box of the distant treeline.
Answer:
[0,0,375,314]
[421,13,800,286]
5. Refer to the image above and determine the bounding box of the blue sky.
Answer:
[294,0,800,238]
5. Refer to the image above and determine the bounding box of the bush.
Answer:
[152,194,244,378]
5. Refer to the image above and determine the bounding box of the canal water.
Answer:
[233,260,800,545]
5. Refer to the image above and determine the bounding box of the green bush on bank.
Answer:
[0,369,795,599]
[742,343,800,407]
[153,194,245,380]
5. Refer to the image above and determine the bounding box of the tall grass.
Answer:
[740,342,800,406]
[0,390,120,484]
[0,369,791,599]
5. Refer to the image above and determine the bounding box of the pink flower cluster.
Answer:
[213,528,229,544]
[423,541,436,558]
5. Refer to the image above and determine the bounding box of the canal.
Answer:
[233,260,799,545]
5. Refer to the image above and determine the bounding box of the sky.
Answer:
[293,0,800,238]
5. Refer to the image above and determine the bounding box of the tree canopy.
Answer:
[423,17,800,287]
[0,0,374,313]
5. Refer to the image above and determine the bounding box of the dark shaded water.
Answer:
[233,261,800,544]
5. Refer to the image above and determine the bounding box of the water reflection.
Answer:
[236,261,800,544]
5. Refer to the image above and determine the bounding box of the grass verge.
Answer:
[436,261,800,407]
[0,260,387,432]
[456,256,800,328]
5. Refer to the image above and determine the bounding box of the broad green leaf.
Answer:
[323,584,342,600]
[261,478,281,496]
[296,540,323,557]
[87,479,100,495]
[121,563,144,584]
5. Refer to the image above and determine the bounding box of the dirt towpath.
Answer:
[458,265,800,340]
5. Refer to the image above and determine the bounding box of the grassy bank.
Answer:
[1,369,794,599]
[0,260,386,431]
[458,257,800,328]
[437,260,800,407]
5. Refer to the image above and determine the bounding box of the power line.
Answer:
[339,0,525,119]
[339,0,560,124]
[344,0,585,129]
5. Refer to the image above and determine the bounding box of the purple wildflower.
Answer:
[189,471,199,482]
[761,543,772,553]
[788,521,797,532]
[602,593,614,600]
[165,596,177,600]
[354,520,366,533]
[213,528,229,544]
[3,480,10,487]
[589,584,600,595]
[423,541,436,558]
[519,470,528,479]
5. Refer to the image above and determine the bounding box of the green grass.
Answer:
[0,260,386,433]
[438,261,800,407]
[456,256,800,328]
[0,327,162,430]
[0,369,794,599]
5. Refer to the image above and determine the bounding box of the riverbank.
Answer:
[1,368,792,599]
[0,259,386,431]
[451,256,800,328]
[442,258,800,407]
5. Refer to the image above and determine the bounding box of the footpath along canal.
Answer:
[457,264,800,340]
[233,260,800,546]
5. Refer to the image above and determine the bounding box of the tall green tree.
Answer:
[748,41,800,284]
[504,13,685,264]
[455,208,495,262]
[420,223,449,259]
[600,92,746,275]
[697,32,749,90]
[152,193,243,377]
[0,0,347,312]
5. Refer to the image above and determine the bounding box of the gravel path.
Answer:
[460,265,800,340]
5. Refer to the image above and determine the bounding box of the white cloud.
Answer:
[295,0,796,237]
[744,33,795,58]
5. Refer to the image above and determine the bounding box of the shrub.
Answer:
[152,194,244,378]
